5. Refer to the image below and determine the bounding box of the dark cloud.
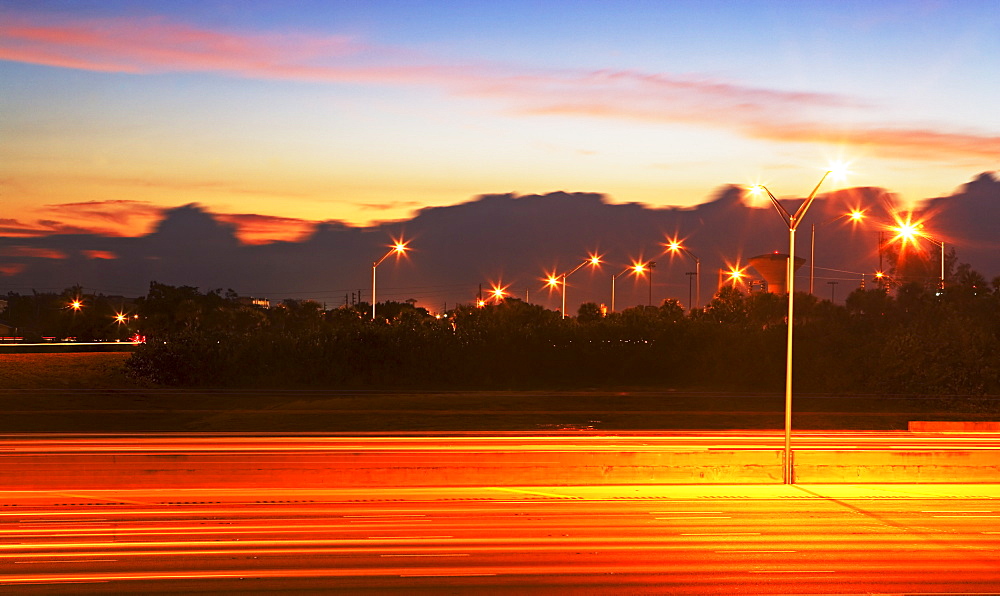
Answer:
[1,174,997,310]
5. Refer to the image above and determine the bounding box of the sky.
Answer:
[2,0,998,245]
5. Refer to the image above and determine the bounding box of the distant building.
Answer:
[237,296,270,309]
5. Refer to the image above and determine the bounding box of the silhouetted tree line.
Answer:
[114,268,1000,394]
[2,285,138,342]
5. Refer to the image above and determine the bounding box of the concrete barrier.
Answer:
[909,421,1000,432]
[793,449,1000,483]
[2,445,999,489]
[0,449,784,489]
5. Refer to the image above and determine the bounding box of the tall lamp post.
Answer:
[665,241,701,309]
[860,214,947,294]
[547,255,601,319]
[610,262,648,313]
[372,239,409,320]
[750,169,835,484]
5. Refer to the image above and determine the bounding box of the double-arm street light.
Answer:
[750,168,837,484]
[610,262,649,313]
[665,240,701,309]
[372,239,409,320]
[546,254,602,319]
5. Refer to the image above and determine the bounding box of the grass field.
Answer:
[1,352,997,433]
[1,352,137,389]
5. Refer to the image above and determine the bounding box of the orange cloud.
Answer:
[214,213,322,245]
[81,250,118,259]
[741,123,1000,161]
[3,11,997,163]
[0,13,363,76]
[0,246,67,259]
[43,199,166,226]
[0,263,27,276]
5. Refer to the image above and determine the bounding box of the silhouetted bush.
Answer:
[121,278,1000,394]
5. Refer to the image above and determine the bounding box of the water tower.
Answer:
[749,253,806,295]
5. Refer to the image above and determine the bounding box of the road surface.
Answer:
[0,483,998,594]
[4,430,1000,452]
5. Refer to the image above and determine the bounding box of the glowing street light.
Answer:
[665,240,701,308]
[856,211,947,293]
[489,283,509,304]
[809,209,867,294]
[547,254,602,319]
[610,261,648,313]
[69,299,83,311]
[726,266,746,285]
[888,218,946,292]
[748,167,838,484]
[372,238,409,320]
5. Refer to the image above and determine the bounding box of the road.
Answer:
[1,483,998,594]
[5,430,1000,452]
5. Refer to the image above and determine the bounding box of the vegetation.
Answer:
[107,269,1000,394]
[5,249,999,395]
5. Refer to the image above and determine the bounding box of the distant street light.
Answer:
[372,239,409,320]
[547,254,601,319]
[665,240,701,309]
[890,219,946,293]
[749,167,839,484]
[610,262,649,313]
[856,212,947,293]
[489,283,509,304]
[809,209,866,295]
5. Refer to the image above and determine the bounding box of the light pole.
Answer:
[610,262,648,313]
[372,239,409,320]
[810,210,864,294]
[665,240,701,309]
[547,255,601,319]
[750,169,835,484]
[862,214,947,293]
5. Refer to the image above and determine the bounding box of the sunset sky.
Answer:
[3,0,998,244]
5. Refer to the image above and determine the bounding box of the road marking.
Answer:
[933,515,1000,518]
[681,532,760,536]
[716,550,796,553]
[48,492,151,506]
[923,510,992,513]
[750,570,834,574]
[381,554,469,557]
[488,487,577,499]
[345,514,426,518]
[655,516,731,520]
[650,511,725,514]
[367,536,453,540]
[400,573,496,577]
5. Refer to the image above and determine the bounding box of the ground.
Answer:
[1,352,997,433]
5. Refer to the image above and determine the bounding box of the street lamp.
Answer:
[372,239,409,320]
[665,240,701,309]
[809,209,865,295]
[547,254,601,319]
[610,262,648,313]
[890,219,946,293]
[854,212,947,293]
[749,168,836,484]
[489,283,509,304]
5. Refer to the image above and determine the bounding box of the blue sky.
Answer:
[2,0,997,243]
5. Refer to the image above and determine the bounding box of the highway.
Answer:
[0,483,998,594]
[5,430,1000,452]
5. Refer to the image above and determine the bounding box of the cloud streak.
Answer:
[3,10,997,161]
